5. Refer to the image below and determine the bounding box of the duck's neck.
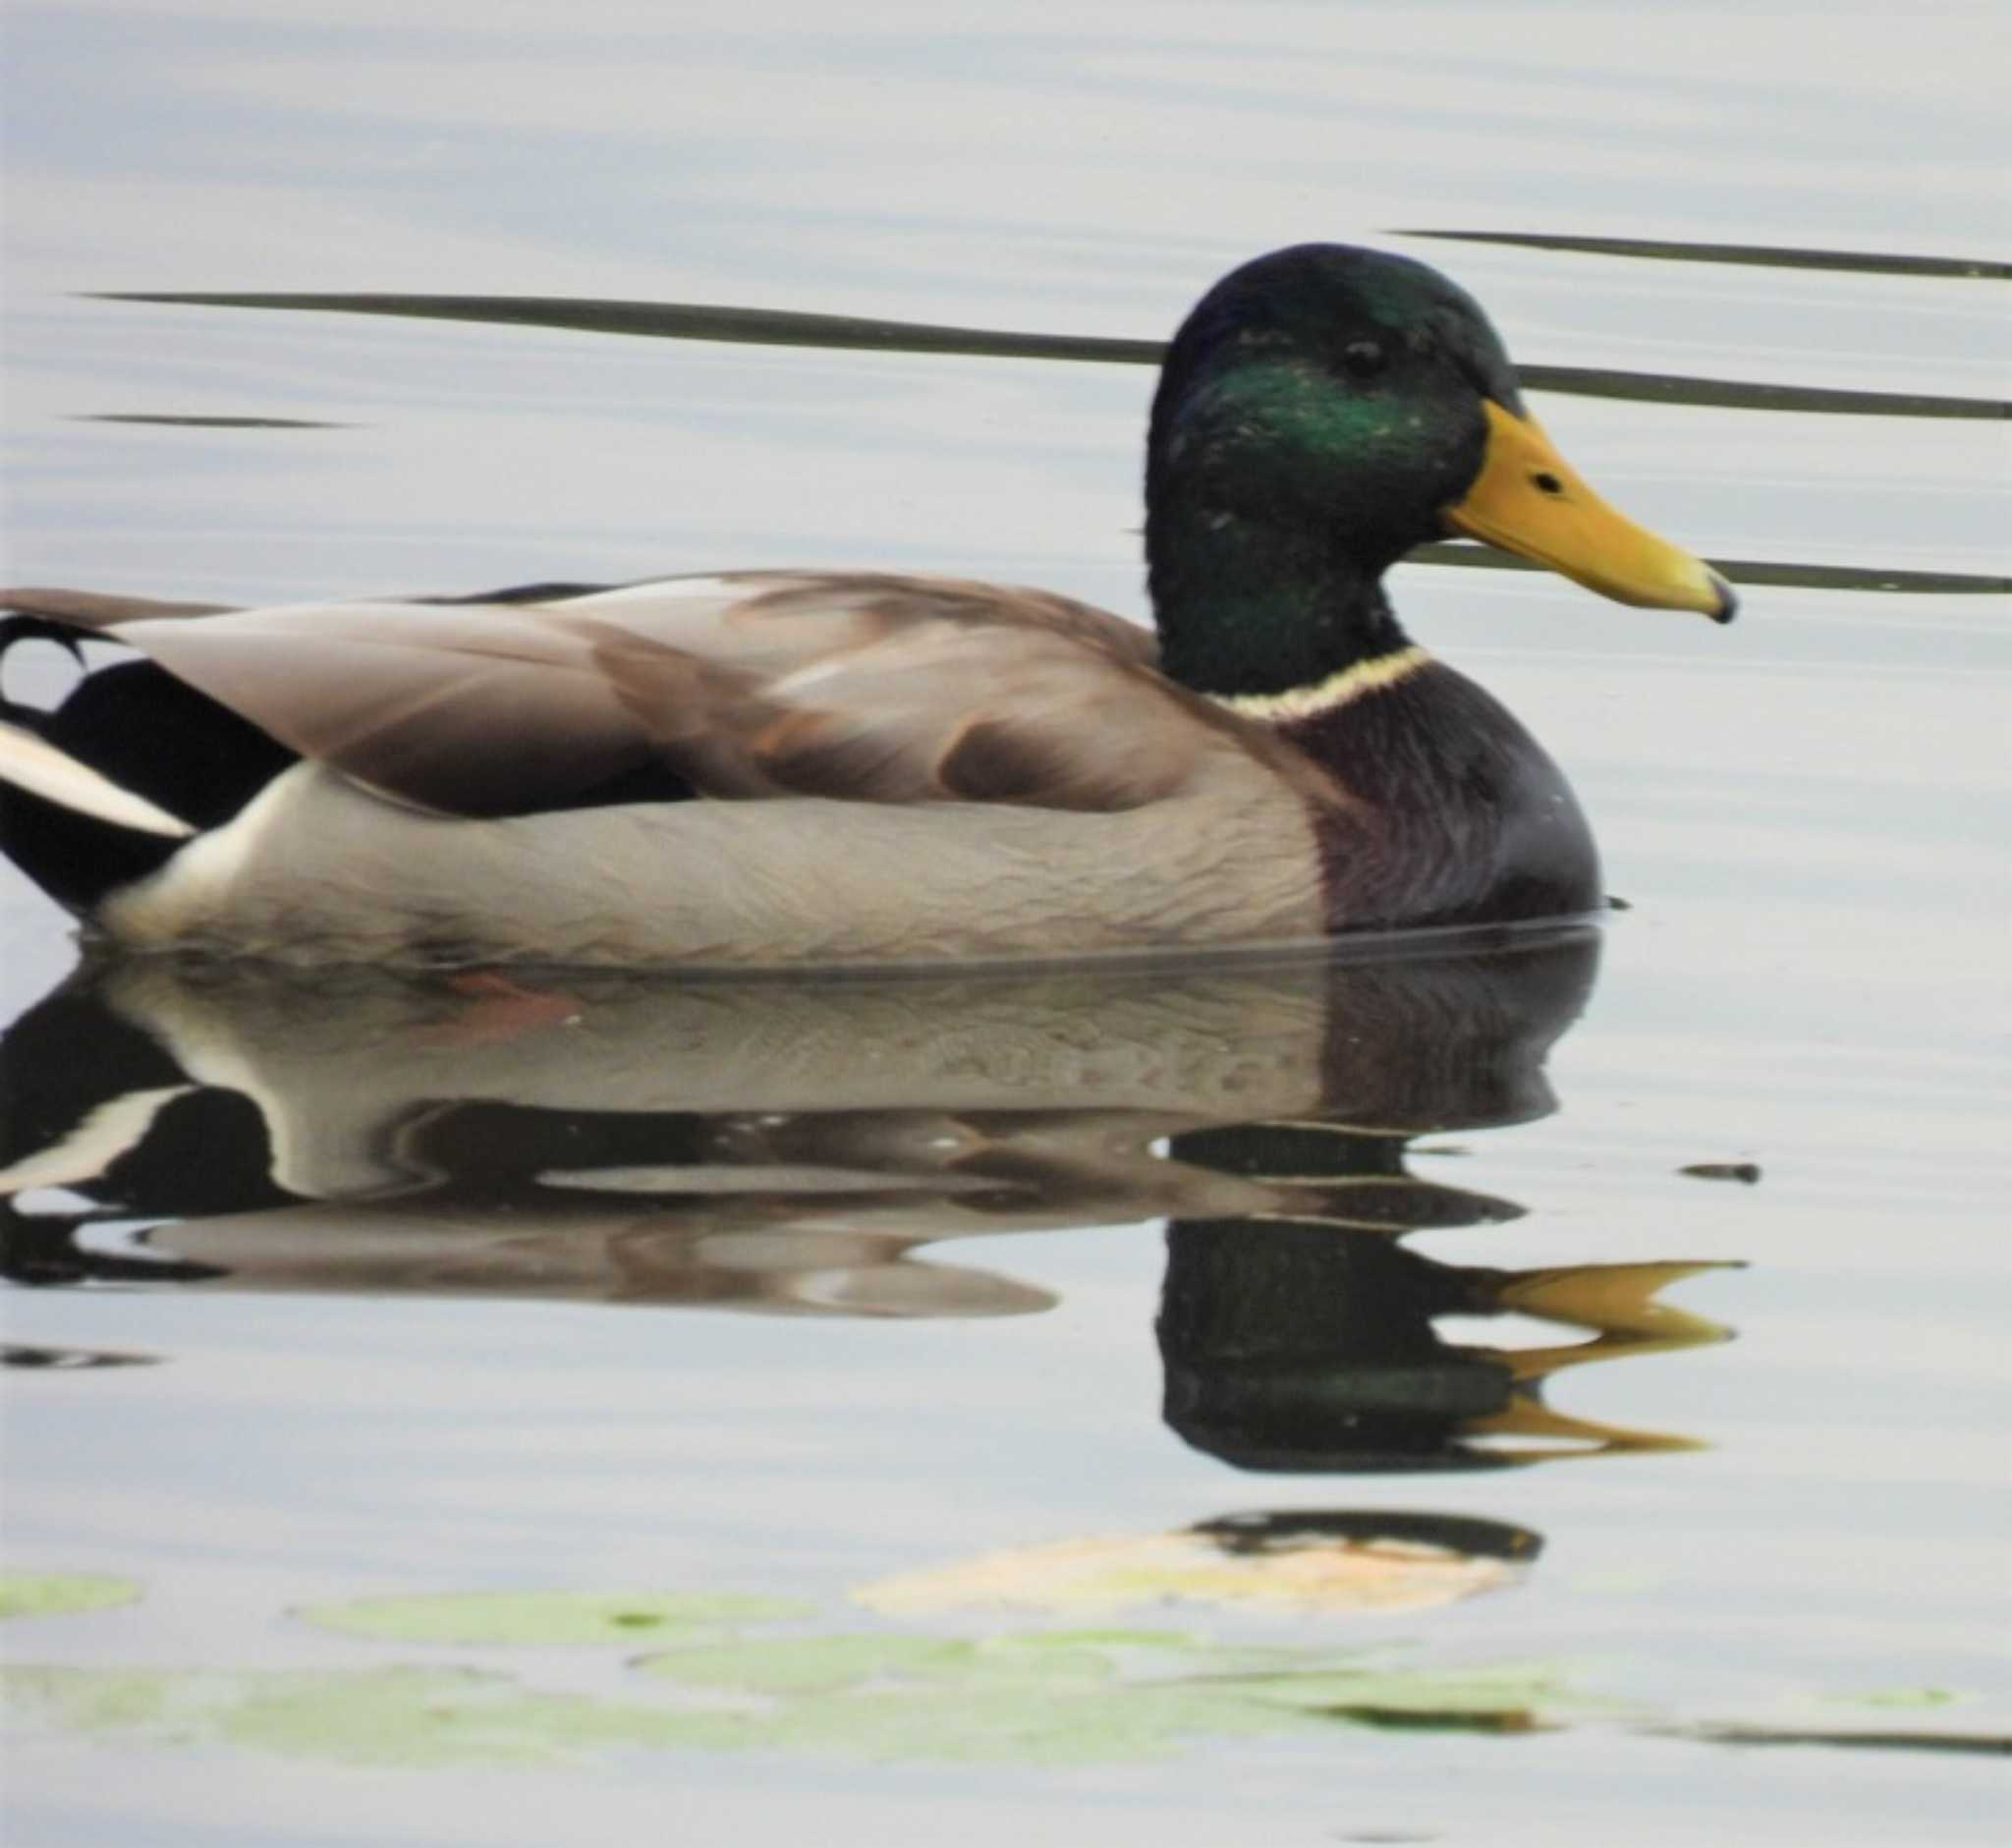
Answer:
[1146,514,1414,703]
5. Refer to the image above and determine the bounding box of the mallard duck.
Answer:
[0,244,1732,967]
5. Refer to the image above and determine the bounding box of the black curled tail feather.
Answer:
[0,614,93,732]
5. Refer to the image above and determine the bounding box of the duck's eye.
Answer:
[1339,339,1387,380]
[1531,471,1565,496]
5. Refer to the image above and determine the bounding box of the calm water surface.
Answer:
[3,4,2007,1844]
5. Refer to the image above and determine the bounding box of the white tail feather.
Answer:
[0,720,196,839]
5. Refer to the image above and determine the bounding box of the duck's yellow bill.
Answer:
[1442,400,1736,622]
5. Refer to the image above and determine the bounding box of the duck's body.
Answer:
[57,576,1588,966]
[0,246,1732,967]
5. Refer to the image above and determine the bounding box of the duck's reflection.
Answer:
[2,928,1728,1484]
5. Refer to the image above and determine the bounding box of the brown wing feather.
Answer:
[114,602,657,816]
[88,570,1330,821]
[718,573,1161,670]
[588,613,1206,811]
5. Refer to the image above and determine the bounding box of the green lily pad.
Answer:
[637,1628,1569,1763]
[3,1656,1263,1768]
[0,1574,141,1622]
[1830,1687,1961,1710]
[726,1673,1301,1765]
[639,1632,985,1695]
[634,1629,1292,1763]
[295,1589,810,1648]
[1,1664,745,1768]
[1,1573,1593,1771]
[990,1626,1207,1652]
[1237,1660,1574,1717]
[1,1630,1583,1769]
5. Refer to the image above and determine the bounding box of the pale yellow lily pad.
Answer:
[856,1528,1518,1618]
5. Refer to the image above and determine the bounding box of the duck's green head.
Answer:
[1146,245,1733,694]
